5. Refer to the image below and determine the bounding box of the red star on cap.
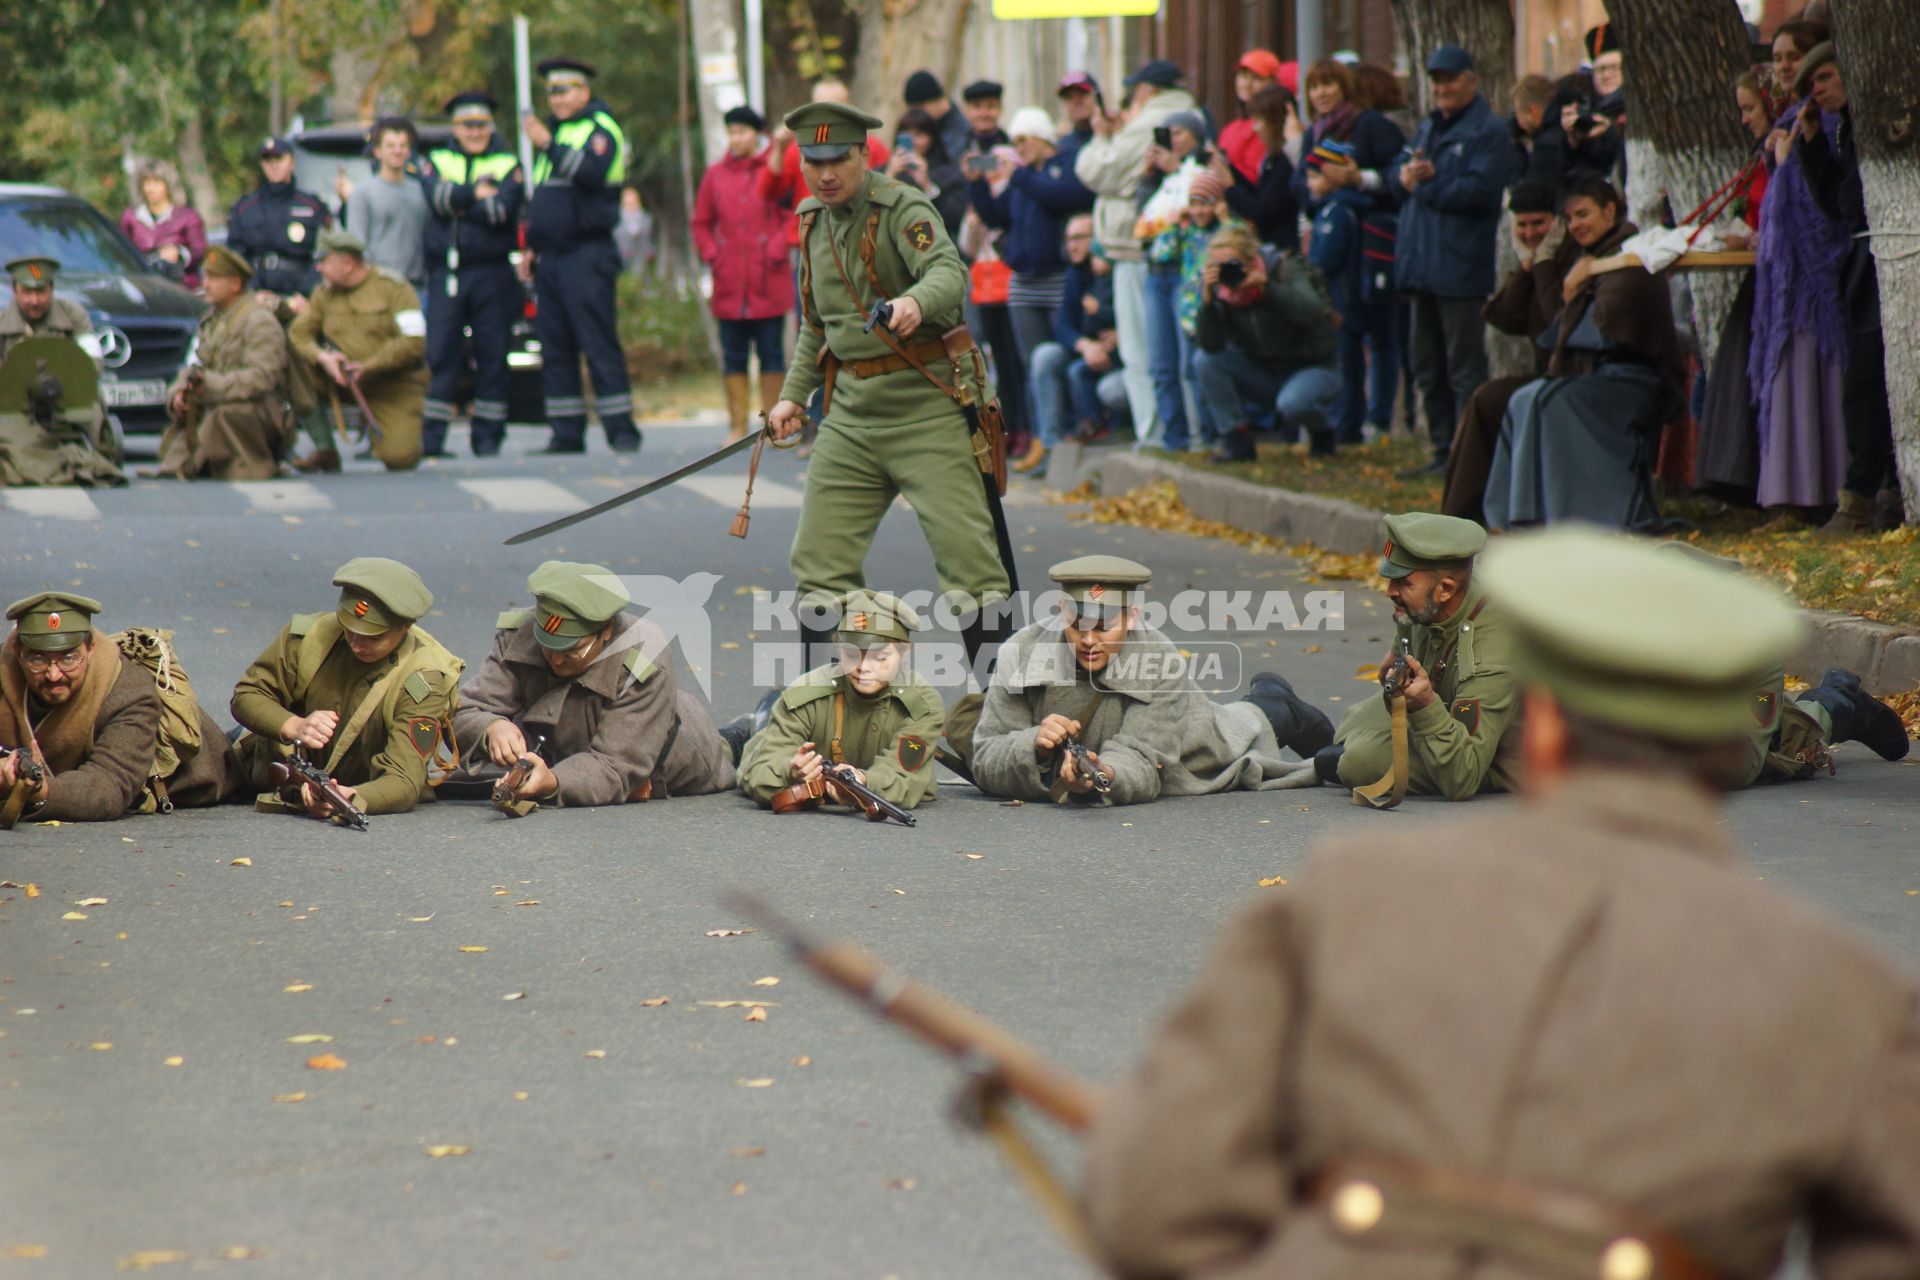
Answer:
[46,611,61,630]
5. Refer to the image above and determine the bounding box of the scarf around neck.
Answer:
[0,631,123,775]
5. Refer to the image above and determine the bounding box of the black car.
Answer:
[291,123,546,425]
[0,183,206,437]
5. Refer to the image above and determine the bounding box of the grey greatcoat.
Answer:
[972,621,1316,805]
[158,295,291,479]
[1083,769,1920,1279]
[451,611,735,807]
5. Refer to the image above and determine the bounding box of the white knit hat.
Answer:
[1007,107,1058,143]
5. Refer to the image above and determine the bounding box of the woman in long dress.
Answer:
[1484,175,1687,530]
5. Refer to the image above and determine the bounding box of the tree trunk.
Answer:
[848,0,973,124]
[1387,0,1513,120]
[1603,0,1754,362]
[1830,0,1920,520]
[690,0,747,170]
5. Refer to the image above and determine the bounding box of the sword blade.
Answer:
[504,428,768,545]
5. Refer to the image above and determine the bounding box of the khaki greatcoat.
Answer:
[159,295,291,479]
[1082,769,1920,1279]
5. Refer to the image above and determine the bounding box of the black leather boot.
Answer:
[1313,743,1344,785]
[717,689,782,767]
[1799,669,1910,761]
[1208,424,1257,464]
[1245,672,1335,757]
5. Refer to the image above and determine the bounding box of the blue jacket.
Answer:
[1308,188,1368,325]
[225,180,330,296]
[1387,94,1511,298]
[968,155,1093,278]
[420,132,525,266]
[1051,260,1117,349]
[528,98,627,253]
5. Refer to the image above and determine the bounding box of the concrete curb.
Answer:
[1041,441,1920,696]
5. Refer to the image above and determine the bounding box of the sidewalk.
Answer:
[1041,441,1920,697]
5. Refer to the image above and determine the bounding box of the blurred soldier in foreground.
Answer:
[0,256,123,486]
[1083,528,1920,1279]
[152,245,291,480]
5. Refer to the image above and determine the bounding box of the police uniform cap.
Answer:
[1049,555,1151,619]
[784,101,884,161]
[315,227,366,259]
[258,135,293,158]
[537,57,597,86]
[445,90,499,120]
[963,80,1004,103]
[6,257,59,288]
[7,591,102,654]
[331,557,431,636]
[527,560,630,651]
[834,590,922,649]
[1377,512,1486,580]
[1479,528,1804,742]
[202,244,254,281]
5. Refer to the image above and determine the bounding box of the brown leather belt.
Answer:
[845,325,976,379]
[1305,1156,1722,1280]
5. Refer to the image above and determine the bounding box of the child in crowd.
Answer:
[1305,139,1394,444]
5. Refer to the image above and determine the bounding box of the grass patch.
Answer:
[618,274,717,382]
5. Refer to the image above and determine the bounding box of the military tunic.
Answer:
[230,614,461,815]
[1333,580,1521,799]
[0,298,123,487]
[782,169,1009,610]
[451,611,735,806]
[973,622,1316,806]
[737,663,944,809]
[288,268,429,469]
[0,295,94,362]
[157,295,290,479]
[1083,770,1920,1279]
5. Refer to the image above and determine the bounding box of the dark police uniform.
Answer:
[419,92,526,457]
[527,57,639,453]
[225,138,330,297]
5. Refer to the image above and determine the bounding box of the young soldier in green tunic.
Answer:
[1316,513,1522,800]
[736,590,945,811]
[231,557,462,816]
[763,100,1012,665]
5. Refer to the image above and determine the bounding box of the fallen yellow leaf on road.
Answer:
[219,1247,260,1261]
[705,928,754,938]
[75,897,108,907]
[24,885,40,897]
[583,1049,607,1059]
[729,1147,766,1158]
[407,914,434,922]
[502,992,527,1001]
[116,1248,189,1270]
[88,1042,112,1051]
[1258,876,1289,888]
[457,945,488,953]
[744,1007,767,1023]
[230,857,252,867]
[425,1145,471,1157]
[964,853,985,860]
[731,1181,748,1195]
[63,911,88,921]
[736,1078,774,1088]
[279,901,294,908]
[286,1034,333,1044]
[639,996,671,1007]
[513,1091,530,1101]
[305,1053,347,1071]
[515,899,541,907]
[697,1000,777,1009]
[163,1056,184,1067]
[3,1244,47,1258]
[887,1177,918,1191]
[283,983,313,993]
[752,976,780,987]
[274,1092,306,1103]
[790,1056,812,1067]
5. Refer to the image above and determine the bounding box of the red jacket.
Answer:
[693,147,796,321]
[1219,118,1266,184]
[119,203,209,289]
[757,135,891,246]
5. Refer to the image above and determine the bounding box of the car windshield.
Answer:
[0,200,147,275]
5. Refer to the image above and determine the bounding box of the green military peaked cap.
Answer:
[5,257,59,288]
[1479,528,1804,742]
[202,244,254,281]
[528,560,630,651]
[1049,555,1151,606]
[332,557,432,636]
[784,100,884,161]
[1378,511,1487,580]
[315,227,366,258]
[6,590,102,653]
[835,589,922,648]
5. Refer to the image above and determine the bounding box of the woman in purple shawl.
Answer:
[1746,25,1848,518]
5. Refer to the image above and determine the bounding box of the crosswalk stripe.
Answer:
[231,480,332,512]
[456,477,583,512]
[5,488,102,521]
[673,473,805,510]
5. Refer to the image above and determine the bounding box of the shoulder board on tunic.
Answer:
[288,611,324,637]
[888,678,944,719]
[375,267,411,288]
[781,666,841,709]
[497,609,532,630]
[865,178,906,208]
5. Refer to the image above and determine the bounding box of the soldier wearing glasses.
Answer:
[521,57,641,454]
[419,90,525,458]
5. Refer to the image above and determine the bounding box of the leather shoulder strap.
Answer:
[821,216,963,406]
[798,210,824,334]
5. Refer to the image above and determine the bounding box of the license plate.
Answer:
[99,378,168,408]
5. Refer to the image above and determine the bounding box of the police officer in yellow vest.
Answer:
[764,100,1015,671]
[230,557,462,817]
[521,57,640,454]
[420,91,525,458]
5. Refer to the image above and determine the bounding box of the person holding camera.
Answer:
[1557,26,1627,182]
[1192,226,1341,463]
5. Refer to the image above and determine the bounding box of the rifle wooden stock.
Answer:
[724,892,1101,1132]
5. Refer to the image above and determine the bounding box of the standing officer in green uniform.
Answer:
[522,57,640,454]
[735,590,945,812]
[765,100,1015,670]
[231,557,462,817]
[420,91,525,458]
[970,556,1330,806]
[448,560,736,811]
[1315,512,1521,800]
[287,228,429,471]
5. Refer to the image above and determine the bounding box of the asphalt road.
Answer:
[1,421,1914,1278]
